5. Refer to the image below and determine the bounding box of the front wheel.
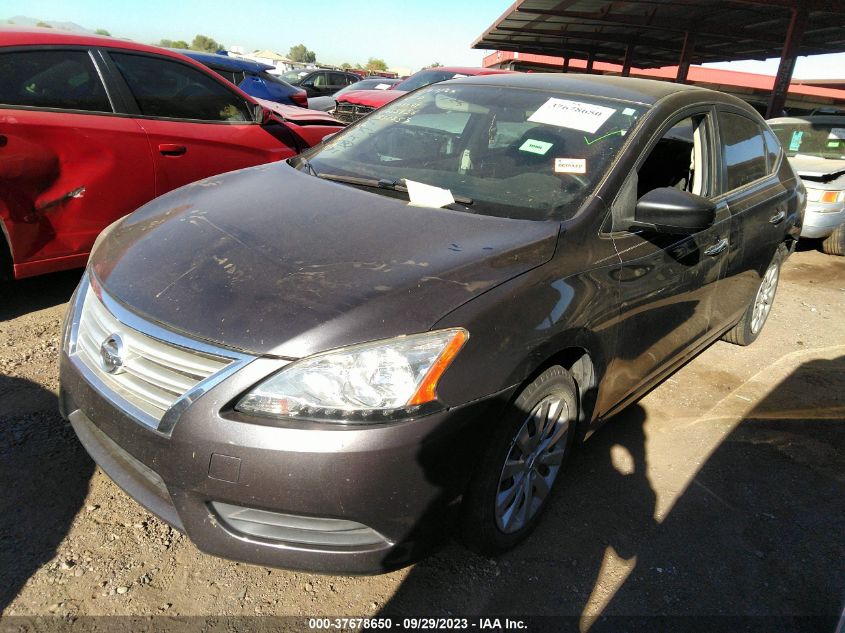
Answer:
[821,222,845,256]
[460,366,577,554]
[722,248,783,346]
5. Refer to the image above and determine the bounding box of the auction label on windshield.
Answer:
[555,158,586,174]
[519,139,554,155]
[529,98,616,134]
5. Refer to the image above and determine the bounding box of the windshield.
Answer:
[770,120,845,159]
[301,84,646,221]
[282,69,309,83]
[335,79,392,97]
[260,71,295,89]
[395,69,473,93]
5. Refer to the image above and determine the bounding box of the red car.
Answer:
[0,30,344,279]
[333,66,515,123]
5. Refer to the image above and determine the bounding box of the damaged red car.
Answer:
[0,30,344,279]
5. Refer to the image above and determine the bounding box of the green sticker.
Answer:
[828,140,839,148]
[789,130,803,152]
[519,139,553,155]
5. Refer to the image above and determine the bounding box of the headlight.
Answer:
[236,329,468,423]
[805,188,845,206]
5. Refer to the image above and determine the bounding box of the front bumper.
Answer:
[800,202,845,239]
[60,343,507,574]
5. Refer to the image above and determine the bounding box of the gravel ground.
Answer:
[1,245,843,628]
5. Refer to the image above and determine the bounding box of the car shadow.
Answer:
[378,355,845,629]
[0,268,82,322]
[0,374,95,612]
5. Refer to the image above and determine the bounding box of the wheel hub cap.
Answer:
[495,395,572,534]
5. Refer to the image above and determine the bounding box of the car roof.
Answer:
[450,72,712,106]
[417,66,513,76]
[0,28,191,59]
[768,115,845,125]
[179,50,273,72]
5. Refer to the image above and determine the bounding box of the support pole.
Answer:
[766,7,808,118]
[676,31,695,83]
[563,56,570,72]
[586,51,595,74]
[621,41,634,77]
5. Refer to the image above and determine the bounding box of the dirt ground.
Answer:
[1,244,843,629]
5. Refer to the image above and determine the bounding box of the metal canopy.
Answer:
[472,0,845,69]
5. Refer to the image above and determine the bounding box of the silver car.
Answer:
[769,115,845,255]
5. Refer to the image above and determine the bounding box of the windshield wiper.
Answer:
[316,173,473,205]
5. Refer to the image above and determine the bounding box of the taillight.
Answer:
[291,90,308,108]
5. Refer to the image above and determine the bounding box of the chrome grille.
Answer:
[334,103,374,124]
[70,283,243,432]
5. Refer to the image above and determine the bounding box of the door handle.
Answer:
[704,238,729,257]
[769,210,786,225]
[158,144,186,156]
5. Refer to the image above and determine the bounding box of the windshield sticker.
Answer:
[375,83,391,90]
[828,127,845,140]
[405,179,455,208]
[519,139,554,155]
[789,130,803,151]
[528,98,616,134]
[622,107,637,116]
[555,158,586,174]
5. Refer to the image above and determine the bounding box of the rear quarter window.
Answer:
[0,49,111,113]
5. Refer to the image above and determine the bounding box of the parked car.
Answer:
[333,66,514,123]
[179,50,308,108]
[61,74,803,574]
[0,29,344,279]
[308,77,400,112]
[768,115,845,255]
[284,69,360,98]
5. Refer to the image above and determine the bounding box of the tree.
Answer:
[340,62,352,69]
[288,44,316,63]
[365,57,388,72]
[426,62,442,68]
[159,39,189,49]
[36,21,52,28]
[94,28,111,36]
[191,34,223,53]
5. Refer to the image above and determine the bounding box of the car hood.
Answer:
[337,89,405,108]
[254,98,342,125]
[91,163,558,358]
[788,154,845,184]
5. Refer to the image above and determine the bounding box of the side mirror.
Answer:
[632,187,715,235]
[253,104,274,125]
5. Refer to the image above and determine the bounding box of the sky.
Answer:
[2,0,502,72]
[3,0,844,78]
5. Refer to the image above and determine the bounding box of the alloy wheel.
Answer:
[495,395,572,534]
[750,260,779,334]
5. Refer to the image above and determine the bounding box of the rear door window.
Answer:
[110,52,253,122]
[718,111,768,191]
[0,49,111,112]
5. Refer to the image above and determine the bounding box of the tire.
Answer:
[460,365,578,555]
[722,247,783,346]
[821,222,845,256]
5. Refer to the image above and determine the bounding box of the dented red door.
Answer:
[0,109,155,278]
